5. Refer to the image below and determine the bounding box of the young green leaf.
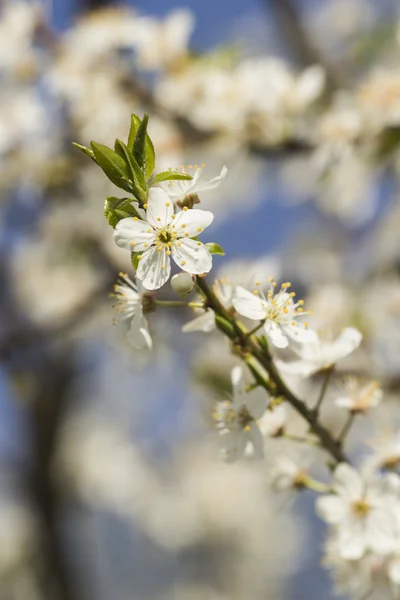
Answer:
[90,142,134,194]
[128,113,156,180]
[114,139,147,192]
[127,114,141,151]
[133,113,149,173]
[205,243,225,256]
[104,197,141,228]
[131,251,142,270]
[150,170,193,186]
[72,142,97,163]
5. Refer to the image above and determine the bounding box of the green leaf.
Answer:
[114,139,147,192]
[133,113,148,174]
[131,251,142,270]
[127,114,141,151]
[205,243,225,256]
[72,142,97,163]
[150,170,193,186]
[90,142,134,194]
[128,113,156,180]
[104,197,141,228]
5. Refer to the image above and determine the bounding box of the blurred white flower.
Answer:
[111,273,152,350]
[233,279,317,348]
[182,279,233,333]
[334,378,382,414]
[268,455,309,492]
[258,403,288,437]
[317,464,400,560]
[277,327,362,377]
[213,366,267,461]
[159,164,227,204]
[133,9,194,70]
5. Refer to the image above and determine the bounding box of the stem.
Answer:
[338,413,356,443]
[196,277,348,464]
[284,432,320,446]
[247,320,266,337]
[155,300,203,308]
[303,477,331,494]
[313,367,333,416]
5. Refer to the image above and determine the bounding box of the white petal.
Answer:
[231,365,245,409]
[246,389,267,419]
[182,311,215,333]
[137,247,171,290]
[295,65,325,107]
[265,321,288,348]
[128,312,152,350]
[173,208,214,238]
[275,358,318,378]
[246,422,264,459]
[329,327,363,363]
[284,323,318,344]
[171,238,212,275]
[367,509,397,555]
[194,165,228,193]
[333,463,363,500]
[316,495,348,524]
[337,520,366,560]
[218,430,245,462]
[114,218,156,252]
[389,559,400,584]
[232,286,266,321]
[147,188,174,229]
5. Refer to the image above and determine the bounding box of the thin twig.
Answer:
[196,277,347,464]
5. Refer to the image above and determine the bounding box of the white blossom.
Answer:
[276,327,362,377]
[258,403,288,437]
[159,164,227,204]
[334,378,383,414]
[182,279,233,333]
[213,366,267,461]
[233,278,317,348]
[317,464,400,560]
[114,188,214,290]
[111,273,152,350]
[268,456,306,491]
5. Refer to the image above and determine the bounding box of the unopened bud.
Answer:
[171,272,195,295]
[177,193,200,210]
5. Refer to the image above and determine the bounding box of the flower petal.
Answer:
[333,463,363,500]
[231,365,245,409]
[232,286,267,321]
[114,217,156,252]
[275,358,318,378]
[173,208,214,238]
[246,389,267,419]
[128,312,152,350]
[316,495,347,525]
[328,327,363,363]
[147,188,174,229]
[193,165,228,193]
[246,422,264,459]
[171,238,212,275]
[137,246,171,290]
[284,323,318,344]
[264,321,288,348]
[182,311,215,333]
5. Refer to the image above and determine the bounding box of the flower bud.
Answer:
[171,273,195,295]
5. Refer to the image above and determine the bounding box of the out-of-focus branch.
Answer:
[267,0,344,94]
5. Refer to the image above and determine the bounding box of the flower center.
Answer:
[155,226,178,250]
[352,499,371,518]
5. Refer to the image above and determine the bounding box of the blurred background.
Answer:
[2,0,400,598]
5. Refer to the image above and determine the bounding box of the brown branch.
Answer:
[267,0,344,94]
